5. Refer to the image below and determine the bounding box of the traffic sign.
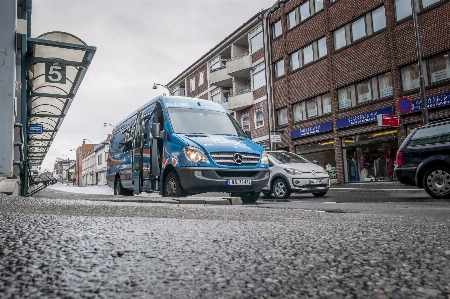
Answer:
[398,97,412,114]
[271,135,281,142]
[377,114,399,127]
[28,124,43,134]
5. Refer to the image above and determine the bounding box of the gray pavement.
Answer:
[0,190,449,298]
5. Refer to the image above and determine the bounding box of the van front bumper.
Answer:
[177,167,270,194]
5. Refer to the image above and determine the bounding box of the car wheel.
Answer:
[312,192,327,197]
[239,191,260,203]
[164,171,187,197]
[262,191,272,198]
[272,179,291,199]
[423,166,450,199]
[114,177,124,195]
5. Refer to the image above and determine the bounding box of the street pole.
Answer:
[411,0,429,125]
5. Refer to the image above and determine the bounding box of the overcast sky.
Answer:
[32,0,276,171]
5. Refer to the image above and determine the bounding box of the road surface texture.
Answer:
[0,188,449,298]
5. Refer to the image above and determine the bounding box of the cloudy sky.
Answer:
[31,0,276,171]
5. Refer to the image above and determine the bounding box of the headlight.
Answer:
[183,146,210,163]
[284,167,302,175]
[261,151,269,165]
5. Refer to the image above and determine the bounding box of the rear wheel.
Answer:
[239,191,260,204]
[114,177,133,196]
[312,192,327,197]
[164,171,187,197]
[423,166,450,199]
[272,179,291,199]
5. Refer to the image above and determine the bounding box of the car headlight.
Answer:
[183,146,210,163]
[284,167,302,175]
[261,151,269,166]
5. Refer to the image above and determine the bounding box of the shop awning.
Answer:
[26,32,96,166]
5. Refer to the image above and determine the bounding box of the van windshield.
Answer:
[167,108,246,137]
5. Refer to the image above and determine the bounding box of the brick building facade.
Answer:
[268,0,450,183]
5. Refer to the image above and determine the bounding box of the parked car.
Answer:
[261,151,330,199]
[395,118,450,199]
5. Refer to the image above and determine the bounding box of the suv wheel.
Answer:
[272,178,291,199]
[423,166,450,199]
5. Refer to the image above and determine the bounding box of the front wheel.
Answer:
[312,192,327,197]
[272,179,291,199]
[163,171,187,197]
[423,166,450,199]
[239,191,260,204]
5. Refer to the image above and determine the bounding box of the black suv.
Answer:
[395,119,450,199]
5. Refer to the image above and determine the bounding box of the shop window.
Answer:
[338,85,353,109]
[293,102,304,122]
[429,52,450,84]
[306,98,318,118]
[401,63,420,91]
[351,17,366,42]
[255,108,264,128]
[276,108,288,126]
[252,62,266,90]
[356,80,372,104]
[300,1,311,21]
[287,9,298,30]
[372,6,386,32]
[271,20,282,39]
[295,142,336,178]
[274,59,285,79]
[190,78,195,92]
[378,72,393,98]
[241,113,250,131]
[318,37,327,58]
[250,25,263,54]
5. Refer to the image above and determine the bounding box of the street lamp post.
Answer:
[153,83,170,94]
[83,138,93,144]
[411,0,429,125]
[103,123,114,127]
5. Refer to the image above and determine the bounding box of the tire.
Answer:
[262,191,272,198]
[272,178,291,199]
[163,171,187,197]
[312,192,327,197]
[239,191,260,204]
[114,177,134,196]
[422,166,450,199]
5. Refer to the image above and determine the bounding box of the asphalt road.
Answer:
[0,188,449,298]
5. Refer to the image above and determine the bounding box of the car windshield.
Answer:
[408,123,450,146]
[167,108,246,137]
[268,152,309,164]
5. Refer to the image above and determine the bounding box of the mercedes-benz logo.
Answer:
[311,170,316,176]
[233,153,244,165]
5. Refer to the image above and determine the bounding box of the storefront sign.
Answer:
[377,114,399,127]
[401,92,450,114]
[336,107,393,129]
[291,122,332,139]
[271,135,281,142]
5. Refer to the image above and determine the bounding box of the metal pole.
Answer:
[411,0,429,124]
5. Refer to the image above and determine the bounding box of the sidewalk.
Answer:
[329,180,423,192]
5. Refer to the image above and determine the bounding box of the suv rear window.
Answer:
[408,123,450,146]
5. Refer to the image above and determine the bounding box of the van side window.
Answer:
[119,126,133,153]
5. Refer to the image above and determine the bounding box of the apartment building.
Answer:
[74,142,95,186]
[268,0,450,183]
[166,9,273,149]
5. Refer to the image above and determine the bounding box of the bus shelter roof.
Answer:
[26,32,96,166]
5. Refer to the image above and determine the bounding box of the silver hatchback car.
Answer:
[261,151,330,199]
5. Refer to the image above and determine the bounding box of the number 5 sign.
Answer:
[45,63,66,84]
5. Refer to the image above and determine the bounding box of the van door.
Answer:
[150,104,164,191]
[132,111,143,194]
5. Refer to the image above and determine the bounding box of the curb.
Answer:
[85,197,242,205]
[329,188,424,193]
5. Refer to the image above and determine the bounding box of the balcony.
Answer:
[210,67,232,87]
[227,54,251,78]
[227,88,253,111]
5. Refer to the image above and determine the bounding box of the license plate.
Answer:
[309,179,323,185]
[227,179,251,185]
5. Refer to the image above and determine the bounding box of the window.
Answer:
[98,153,102,165]
[401,63,420,91]
[290,50,300,71]
[171,87,179,96]
[372,6,386,32]
[303,44,314,65]
[255,108,264,128]
[395,0,412,21]
[274,59,285,78]
[292,93,331,122]
[356,80,372,104]
[250,25,263,53]
[293,102,304,122]
[318,37,327,58]
[252,62,266,90]
[306,98,318,118]
[105,152,108,162]
[338,86,353,109]
[378,72,393,98]
[314,0,323,12]
[242,113,250,131]
[276,108,288,126]
[211,87,221,103]
[300,1,310,21]
[190,78,195,92]
[210,57,220,71]
[287,9,298,30]
[429,53,450,83]
[423,0,441,8]
[322,94,332,114]
[199,72,204,86]
[334,27,346,50]
[351,17,366,42]
[271,20,282,39]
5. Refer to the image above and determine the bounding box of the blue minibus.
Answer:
[106,96,269,203]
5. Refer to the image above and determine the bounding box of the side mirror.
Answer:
[151,123,165,139]
[245,130,252,140]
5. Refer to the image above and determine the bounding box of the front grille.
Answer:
[215,171,259,178]
[210,152,260,166]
